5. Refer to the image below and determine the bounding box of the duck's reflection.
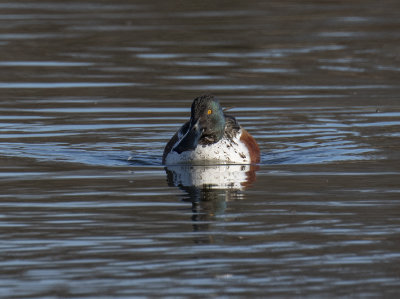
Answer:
[166,164,257,192]
[165,164,258,240]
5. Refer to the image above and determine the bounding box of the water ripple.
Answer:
[0,82,137,88]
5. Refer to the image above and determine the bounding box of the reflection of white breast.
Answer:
[166,164,251,190]
[165,131,250,165]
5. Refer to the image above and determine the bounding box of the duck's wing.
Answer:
[223,114,241,139]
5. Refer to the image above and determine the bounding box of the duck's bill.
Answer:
[173,120,202,154]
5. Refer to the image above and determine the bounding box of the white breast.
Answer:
[164,130,250,165]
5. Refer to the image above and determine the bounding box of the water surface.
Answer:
[1,0,400,297]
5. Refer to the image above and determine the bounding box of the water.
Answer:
[1,0,400,297]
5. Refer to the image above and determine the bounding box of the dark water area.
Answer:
[1,0,400,297]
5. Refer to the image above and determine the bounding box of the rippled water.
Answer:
[1,0,400,297]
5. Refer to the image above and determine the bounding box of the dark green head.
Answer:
[173,95,226,154]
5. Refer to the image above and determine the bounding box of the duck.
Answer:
[162,95,260,165]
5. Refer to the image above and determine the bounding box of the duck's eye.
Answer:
[207,109,212,115]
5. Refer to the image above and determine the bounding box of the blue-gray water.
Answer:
[1,0,400,297]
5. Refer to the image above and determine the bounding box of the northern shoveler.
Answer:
[162,95,260,165]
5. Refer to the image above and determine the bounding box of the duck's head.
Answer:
[173,95,225,154]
